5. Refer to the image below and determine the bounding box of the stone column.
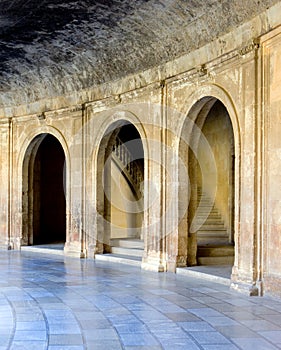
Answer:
[142,87,166,271]
[0,119,11,249]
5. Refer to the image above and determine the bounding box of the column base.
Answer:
[9,237,21,250]
[86,241,104,259]
[231,266,263,296]
[64,241,86,258]
[141,254,166,272]
[0,243,12,250]
[230,281,263,296]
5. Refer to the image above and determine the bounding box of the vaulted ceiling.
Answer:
[0,0,279,108]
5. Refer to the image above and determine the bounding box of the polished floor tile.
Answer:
[0,251,281,349]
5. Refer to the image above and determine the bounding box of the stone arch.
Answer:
[93,113,147,255]
[177,86,240,271]
[93,109,149,160]
[175,85,241,144]
[21,128,70,247]
[18,126,70,172]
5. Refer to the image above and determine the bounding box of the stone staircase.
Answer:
[110,238,144,257]
[94,137,145,267]
[195,189,228,245]
[95,238,144,266]
[195,189,234,266]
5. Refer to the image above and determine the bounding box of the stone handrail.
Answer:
[112,137,143,195]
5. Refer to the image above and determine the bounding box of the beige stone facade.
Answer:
[1,2,281,297]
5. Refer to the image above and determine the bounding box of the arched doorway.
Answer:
[97,121,144,260]
[195,100,235,265]
[22,134,66,246]
[180,98,235,272]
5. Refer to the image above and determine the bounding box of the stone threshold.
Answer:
[176,265,232,286]
[95,253,142,267]
[21,244,64,256]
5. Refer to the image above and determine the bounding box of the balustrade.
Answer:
[112,137,143,193]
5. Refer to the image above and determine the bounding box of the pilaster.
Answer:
[0,119,12,249]
[230,39,262,296]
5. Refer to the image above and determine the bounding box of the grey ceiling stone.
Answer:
[0,0,278,107]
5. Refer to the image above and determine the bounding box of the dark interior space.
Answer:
[33,134,66,245]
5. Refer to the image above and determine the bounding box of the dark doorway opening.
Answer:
[23,134,66,245]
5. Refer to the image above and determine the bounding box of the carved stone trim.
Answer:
[239,39,260,56]
[196,64,208,76]
[37,112,46,121]
[44,104,83,118]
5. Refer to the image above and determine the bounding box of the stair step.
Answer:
[198,256,234,266]
[197,230,228,236]
[197,245,234,257]
[197,209,220,213]
[197,213,221,218]
[196,214,223,219]
[196,213,224,220]
[197,233,230,244]
[196,218,224,226]
[199,224,225,229]
[197,238,229,244]
[110,238,144,249]
[197,208,220,213]
[198,220,223,225]
[111,246,143,258]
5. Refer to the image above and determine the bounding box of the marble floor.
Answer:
[0,251,281,349]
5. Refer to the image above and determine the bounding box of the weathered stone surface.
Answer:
[0,0,279,109]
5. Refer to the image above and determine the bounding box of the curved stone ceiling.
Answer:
[0,0,278,108]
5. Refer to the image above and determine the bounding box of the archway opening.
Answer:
[195,100,235,262]
[180,97,235,276]
[22,134,66,246]
[97,121,144,260]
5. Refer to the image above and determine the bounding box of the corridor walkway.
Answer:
[0,251,281,349]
